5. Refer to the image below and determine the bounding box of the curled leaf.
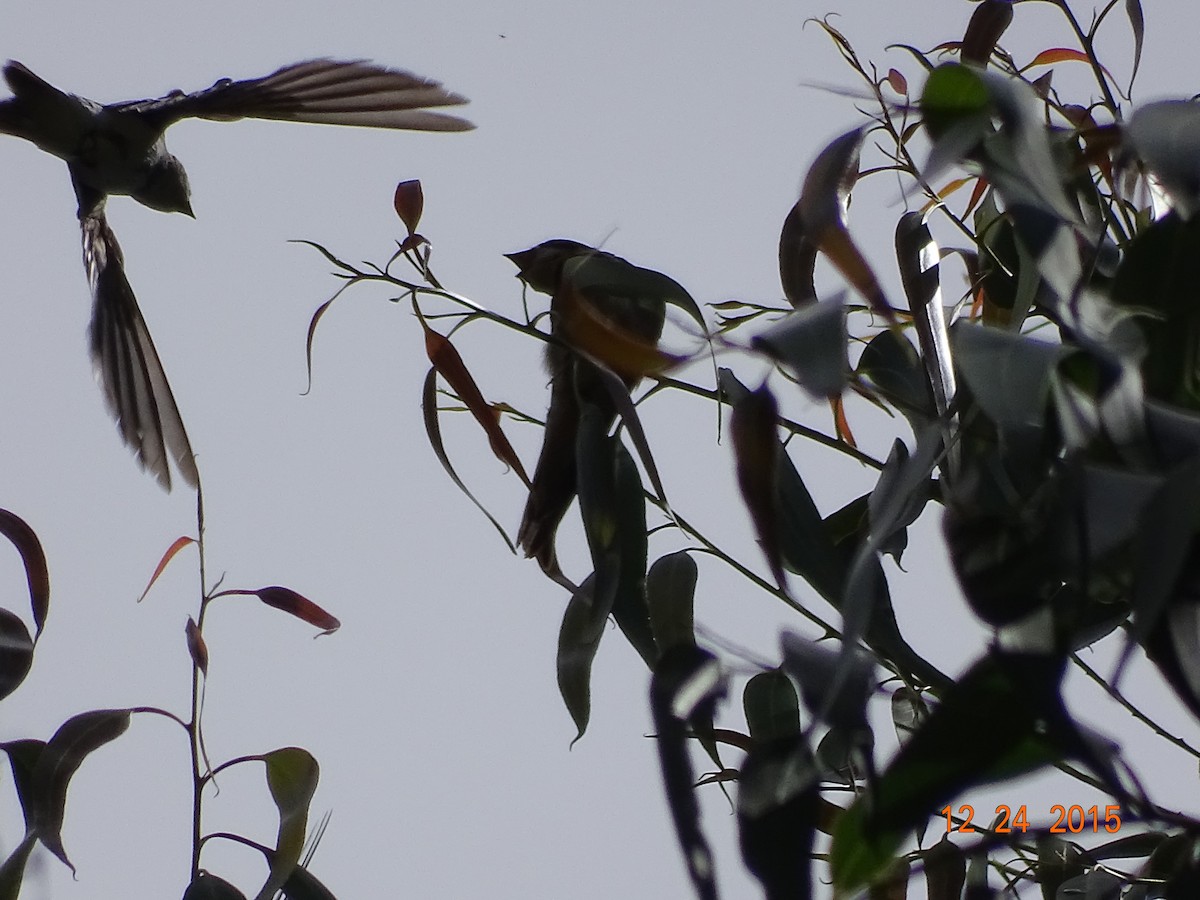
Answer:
[0,508,49,640]
[257,747,320,900]
[255,587,340,636]
[186,616,209,676]
[138,535,196,602]
[416,306,531,486]
[31,709,132,873]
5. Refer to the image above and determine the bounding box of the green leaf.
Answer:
[557,574,611,743]
[257,747,320,900]
[646,551,698,654]
[742,670,801,743]
[920,63,990,141]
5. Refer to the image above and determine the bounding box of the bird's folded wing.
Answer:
[82,211,199,491]
[120,59,473,132]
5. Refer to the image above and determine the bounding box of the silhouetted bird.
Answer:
[506,240,670,575]
[0,59,472,489]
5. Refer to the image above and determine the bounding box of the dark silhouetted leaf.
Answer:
[609,441,656,666]
[831,652,1122,893]
[752,295,849,399]
[730,383,785,587]
[870,856,911,900]
[0,610,34,702]
[961,0,1013,65]
[1037,836,1086,900]
[647,551,698,654]
[890,686,928,745]
[0,835,37,900]
[138,535,196,603]
[186,616,209,676]
[738,735,819,900]
[857,329,934,432]
[651,646,724,900]
[1126,0,1144,91]
[886,68,908,95]
[0,740,45,831]
[557,573,611,743]
[184,871,249,900]
[255,587,340,636]
[924,839,966,900]
[31,709,131,872]
[743,670,801,743]
[0,508,48,640]
[417,309,531,487]
[393,179,424,235]
[257,747,320,900]
[420,368,518,553]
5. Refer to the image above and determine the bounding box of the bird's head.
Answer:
[134,154,194,216]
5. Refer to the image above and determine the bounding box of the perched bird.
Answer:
[0,58,472,490]
[506,240,670,575]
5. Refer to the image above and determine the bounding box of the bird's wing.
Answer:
[81,204,199,491]
[115,59,473,132]
[0,61,98,157]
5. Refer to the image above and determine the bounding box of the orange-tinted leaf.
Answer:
[820,226,895,322]
[781,128,863,309]
[417,311,531,486]
[885,68,908,96]
[782,128,895,321]
[32,709,131,873]
[393,179,424,235]
[0,508,48,640]
[1023,47,1091,69]
[961,0,1013,65]
[0,610,33,703]
[255,587,340,636]
[963,177,990,217]
[185,617,208,676]
[730,384,785,587]
[137,535,196,602]
[831,396,857,448]
[554,282,681,379]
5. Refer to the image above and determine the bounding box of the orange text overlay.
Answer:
[941,804,1121,834]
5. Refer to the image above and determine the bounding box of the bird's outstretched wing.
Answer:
[0,61,99,157]
[82,207,198,491]
[116,59,473,132]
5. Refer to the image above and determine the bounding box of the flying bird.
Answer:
[0,58,473,490]
[507,240,670,576]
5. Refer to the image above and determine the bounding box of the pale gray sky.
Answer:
[2,2,1200,898]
